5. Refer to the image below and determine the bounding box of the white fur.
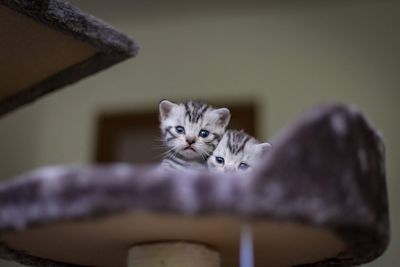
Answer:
[160,100,230,169]
[208,131,271,173]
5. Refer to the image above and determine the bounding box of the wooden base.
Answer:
[128,242,221,267]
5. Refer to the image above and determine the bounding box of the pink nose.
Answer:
[186,137,196,145]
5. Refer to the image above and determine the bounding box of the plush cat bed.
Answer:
[0,104,389,267]
[0,0,138,116]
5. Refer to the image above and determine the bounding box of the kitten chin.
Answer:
[179,147,200,159]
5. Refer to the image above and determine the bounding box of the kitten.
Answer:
[159,100,231,170]
[207,129,271,173]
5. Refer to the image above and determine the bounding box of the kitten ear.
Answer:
[258,142,272,153]
[159,100,177,120]
[214,108,231,128]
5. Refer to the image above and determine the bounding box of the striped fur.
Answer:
[159,100,230,170]
[207,130,272,173]
[226,130,251,155]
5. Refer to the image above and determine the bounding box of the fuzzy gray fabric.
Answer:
[0,0,138,116]
[0,104,389,266]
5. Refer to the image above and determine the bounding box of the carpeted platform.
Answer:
[0,104,389,267]
[0,0,138,116]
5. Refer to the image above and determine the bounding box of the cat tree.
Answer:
[0,1,390,267]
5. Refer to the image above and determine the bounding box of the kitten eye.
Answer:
[199,129,210,138]
[239,162,249,170]
[175,126,185,134]
[215,156,225,165]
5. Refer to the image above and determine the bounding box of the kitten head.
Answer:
[159,100,231,161]
[207,130,271,173]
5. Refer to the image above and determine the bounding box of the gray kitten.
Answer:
[159,100,231,170]
[207,129,271,173]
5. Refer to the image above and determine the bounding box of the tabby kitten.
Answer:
[207,129,271,173]
[159,100,231,170]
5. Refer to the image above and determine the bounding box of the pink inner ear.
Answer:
[160,101,174,119]
[215,108,231,127]
[260,143,272,152]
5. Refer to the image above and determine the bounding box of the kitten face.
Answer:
[160,100,230,161]
[207,130,271,173]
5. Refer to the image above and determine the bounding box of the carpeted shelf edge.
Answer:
[0,0,139,55]
[0,0,139,116]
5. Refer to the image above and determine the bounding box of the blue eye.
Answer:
[239,162,249,170]
[175,126,185,134]
[215,156,224,165]
[199,129,210,138]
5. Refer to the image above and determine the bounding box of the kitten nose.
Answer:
[186,137,196,145]
[224,165,236,173]
[224,167,236,173]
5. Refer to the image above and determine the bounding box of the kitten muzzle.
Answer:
[184,145,196,152]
